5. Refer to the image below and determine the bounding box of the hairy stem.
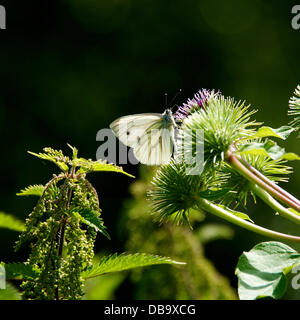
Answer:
[239,156,300,207]
[226,149,300,213]
[197,198,300,243]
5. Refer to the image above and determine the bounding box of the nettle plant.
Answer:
[148,85,300,300]
[0,145,182,300]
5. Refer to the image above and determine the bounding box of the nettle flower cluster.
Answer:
[5,145,181,300]
[149,86,300,242]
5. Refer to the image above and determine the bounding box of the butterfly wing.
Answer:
[110,113,163,147]
[133,126,174,165]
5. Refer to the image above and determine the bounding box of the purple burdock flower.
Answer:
[175,89,218,121]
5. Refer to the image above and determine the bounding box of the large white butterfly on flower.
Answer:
[110,109,178,165]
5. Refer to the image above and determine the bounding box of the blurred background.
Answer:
[0,0,300,299]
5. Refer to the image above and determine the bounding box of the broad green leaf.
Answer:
[75,158,134,178]
[0,212,25,232]
[28,149,69,172]
[72,208,110,239]
[216,204,254,223]
[82,253,185,279]
[1,262,39,281]
[0,283,21,300]
[236,241,300,300]
[245,126,295,140]
[16,184,45,197]
[238,140,300,161]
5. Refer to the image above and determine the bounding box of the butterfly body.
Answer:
[110,109,177,165]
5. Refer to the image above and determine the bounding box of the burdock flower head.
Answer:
[175,88,219,121]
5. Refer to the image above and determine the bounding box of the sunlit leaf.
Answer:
[72,208,110,239]
[16,184,45,197]
[82,253,185,279]
[75,158,134,177]
[245,126,295,140]
[236,241,300,300]
[238,140,300,161]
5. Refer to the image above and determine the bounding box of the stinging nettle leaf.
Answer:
[236,241,300,300]
[28,149,69,172]
[16,184,45,197]
[82,253,185,279]
[75,158,135,178]
[72,208,110,239]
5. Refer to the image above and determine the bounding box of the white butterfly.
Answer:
[110,109,177,165]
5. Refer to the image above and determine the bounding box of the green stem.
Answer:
[251,183,300,226]
[197,198,300,243]
[226,150,300,213]
[239,156,300,207]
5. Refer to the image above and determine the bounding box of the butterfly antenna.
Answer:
[165,92,168,108]
[168,89,182,110]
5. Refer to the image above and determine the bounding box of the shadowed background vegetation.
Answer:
[0,0,299,299]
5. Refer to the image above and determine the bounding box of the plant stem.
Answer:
[226,149,300,213]
[239,156,300,207]
[197,198,300,243]
[250,183,300,225]
[55,182,72,300]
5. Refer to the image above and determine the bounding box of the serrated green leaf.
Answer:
[72,208,110,239]
[28,149,69,172]
[1,262,39,280]
[238,140,300,161]
[75,158,134,178]
[16,184,45,197]
[215,205,254,223]
[245,126,295,140]
[236,241,300,300]
[82,253,185,279]
[0,212,25,232]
